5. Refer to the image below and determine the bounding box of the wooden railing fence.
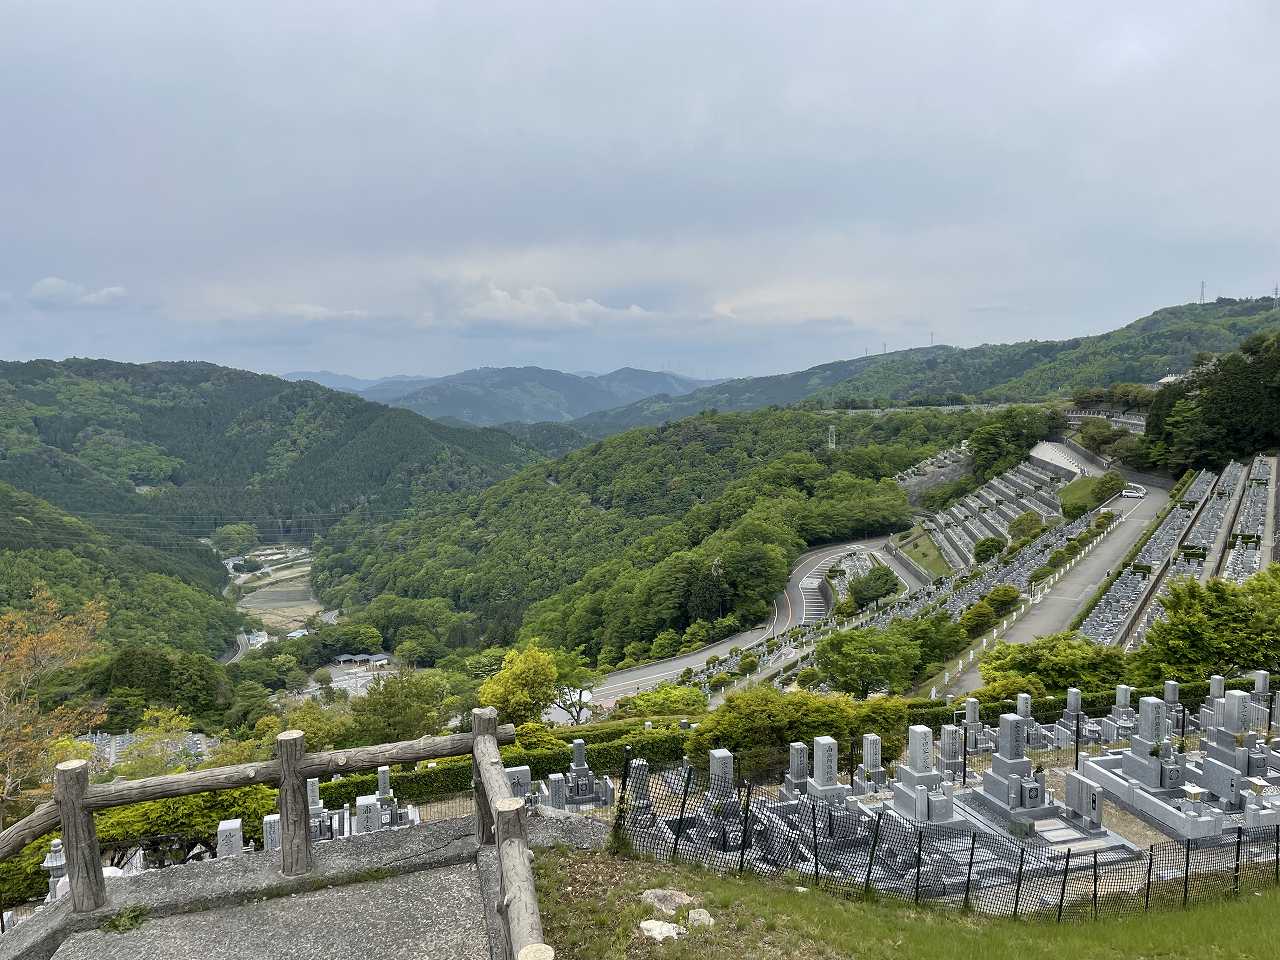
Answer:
[0,707,553,959]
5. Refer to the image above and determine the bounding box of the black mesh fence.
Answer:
[612,756,1280,922]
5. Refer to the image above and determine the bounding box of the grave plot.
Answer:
[612,670,1280,920]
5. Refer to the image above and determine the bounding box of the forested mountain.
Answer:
[0,359,544,540]
[1142,329,1280,471]
[313,405,1054,667]
[384,365,717,425]
[0,482,243,659]
[573,299,1280,436]
[281,370,388,392]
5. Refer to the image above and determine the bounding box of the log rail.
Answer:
[0,710,552,959]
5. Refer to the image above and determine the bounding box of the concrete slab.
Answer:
[52,863,490,960]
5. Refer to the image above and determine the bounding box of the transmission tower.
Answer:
[827,425,836,451]
[1200,280,1205,304]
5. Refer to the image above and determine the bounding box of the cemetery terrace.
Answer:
[611,670,1280,923]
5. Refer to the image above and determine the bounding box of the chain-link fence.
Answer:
[612,757,1280,922]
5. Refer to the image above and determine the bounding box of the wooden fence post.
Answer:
[495,797,547,960]
[277,730,312,877]
[473,707,498,845]
[54,759,106,913]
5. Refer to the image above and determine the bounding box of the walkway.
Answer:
[52,863,490,960]
[952,487,1170,693]
[590,537,888,705]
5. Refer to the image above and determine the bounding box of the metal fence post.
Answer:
[1013,846,1026,918]
[811,804,820,886]
[1152,844,1162,911]
[671,766,693,862]
[737,782,754,875]
[1074,711,1081,770]
[1057,849,1071,923]
[1275,825,1279,886]
[1092,850,1099,918]
[914,828,924,904]
[1234,826,1243,896]
[1183,839,1191,908]
[862,811,883,896]
[962,832,977,911]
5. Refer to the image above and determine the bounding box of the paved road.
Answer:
[590,537,887,705]
[952,488,1170,693]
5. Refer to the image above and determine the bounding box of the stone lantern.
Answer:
[41,839,67,903]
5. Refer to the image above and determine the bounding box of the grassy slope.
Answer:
[900,524,954,579]
[536,847,1278,960]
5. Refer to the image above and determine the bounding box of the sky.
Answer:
[2,2,1278,380]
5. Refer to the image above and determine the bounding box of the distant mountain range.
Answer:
[285,365,721,426]
[571,299,1280,435]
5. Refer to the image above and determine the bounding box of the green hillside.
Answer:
[313,406,1052,664]
[0,482,243,659]
[573,299,1280,435]
[0,359,544,540]
[388,365,715,426]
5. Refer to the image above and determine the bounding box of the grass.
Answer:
[901,525,952,579]
[535,846,1280,960]
[102,905,150,933]
[1057,475,1102,517]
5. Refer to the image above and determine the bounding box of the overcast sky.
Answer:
[2,2,1278,380]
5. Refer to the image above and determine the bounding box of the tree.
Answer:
[550,648,601,724]
[348,670,458,744]
[112,708,198,780]
[611,684,708,718]
[980,632,1127,691]
[816,626,920,698]
[211,522,259,557]
[959,600,998,638]
[973,536,1007,564]
[1132,568,1280,683]
[0,588,104,829]
[1007,511,1043,542]
[985,585,1022,616]
[477,645,559,726]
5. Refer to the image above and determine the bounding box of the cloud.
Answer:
[275,303,369,323]
[426,279,658,338]
[27,277,129,310]
[0,291,12,311]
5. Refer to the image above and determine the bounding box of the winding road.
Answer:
[590,535,925,706]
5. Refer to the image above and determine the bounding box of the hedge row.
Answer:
[900,676,1254,732]
[315,728,688,808]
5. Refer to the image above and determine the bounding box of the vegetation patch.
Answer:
[535,845,1280,960]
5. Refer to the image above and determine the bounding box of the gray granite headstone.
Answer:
[812,736,838,787]
[262,813,281,852]
[377,765,392,798]
[788,742,808,784]
[709,748,734,792]
[505,765,532,798]
[216,818,243,858]
[907,725,933,773]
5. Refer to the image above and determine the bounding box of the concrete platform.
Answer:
[52,863,489,960]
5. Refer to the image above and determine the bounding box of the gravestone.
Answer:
[782,742,808,801]
[544,772,567,810]
[506,765,532,799]
[853,733,886,795]
[216,819,244,858]
[939,724,964,780]
[262,813,281,852]
[980,713,1046,817]
[806,736,851,804]
[627,759,656,828]
[355,795,382,834]
[890,725,955,823]
[377,765,393,799]
[709,749,734,795]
